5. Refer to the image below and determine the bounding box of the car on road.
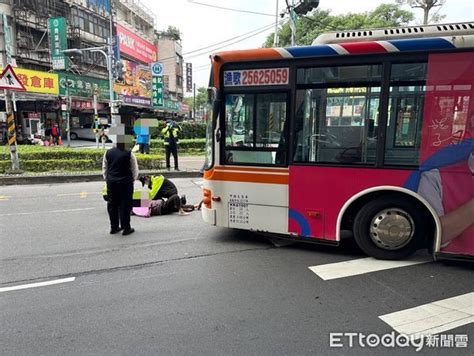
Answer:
[70,123,110,141]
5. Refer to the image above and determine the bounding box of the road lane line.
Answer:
[0,207,95,217]
[308,256,430,280]
[0,196,11,201]
[0,277,76,293]
[379,292,474,338]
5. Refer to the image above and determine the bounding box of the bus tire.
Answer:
[353,196,426,260]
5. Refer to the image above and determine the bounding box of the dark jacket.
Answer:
[104,148,133,184]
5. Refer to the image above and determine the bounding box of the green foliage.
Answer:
[264,4,415,47]
[0,146,164,173]
[183,87,208,113]
[149,138,206,152]
[151,121,206,139]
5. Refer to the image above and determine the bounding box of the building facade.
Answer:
[0,0,169,141]
[156,31,184,119]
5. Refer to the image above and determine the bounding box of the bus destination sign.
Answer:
[224,68,289,87]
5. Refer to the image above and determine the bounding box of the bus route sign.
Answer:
[224,68,289,87]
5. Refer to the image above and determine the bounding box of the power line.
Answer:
[157,20,284,65]
[187,0,275,17]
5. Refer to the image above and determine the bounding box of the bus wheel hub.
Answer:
[369,208,414,250]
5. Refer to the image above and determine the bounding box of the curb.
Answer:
[0,170,203,186]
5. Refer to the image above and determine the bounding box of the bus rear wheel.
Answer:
[353,197,426,260]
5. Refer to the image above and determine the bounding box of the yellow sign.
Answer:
[1,67,59,95]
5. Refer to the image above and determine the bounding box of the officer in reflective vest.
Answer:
[161,120,181,170]
[139,174,186,204]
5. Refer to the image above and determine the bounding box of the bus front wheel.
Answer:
[353,197,426,260]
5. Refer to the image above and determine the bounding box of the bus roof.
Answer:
[212,23,474,65]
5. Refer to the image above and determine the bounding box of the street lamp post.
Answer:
[62,43,117,127]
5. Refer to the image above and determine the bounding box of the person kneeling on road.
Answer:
[139,174,186,206]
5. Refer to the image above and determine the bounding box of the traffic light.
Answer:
[114,61,124,81]
[294,0,319,15]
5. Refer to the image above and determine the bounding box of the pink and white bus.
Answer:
[201,22,474,261]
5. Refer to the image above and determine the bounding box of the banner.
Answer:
[2,14,13,66]
[114,59,152,107]
[49,17,68,71]
[116,24,157,64]
[59,73,109,101]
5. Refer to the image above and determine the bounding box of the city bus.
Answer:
[201,22,474,261]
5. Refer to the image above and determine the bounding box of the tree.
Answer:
[396,0,446,24]
[183,87,207,114]
[163,26,182,41]
[263,4,415,47]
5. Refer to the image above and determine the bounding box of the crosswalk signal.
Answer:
[294,0,319,15]
[114,61,124,81]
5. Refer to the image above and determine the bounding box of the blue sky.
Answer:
[139,0,474,89]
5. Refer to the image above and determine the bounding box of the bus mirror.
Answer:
[207,87,217,104]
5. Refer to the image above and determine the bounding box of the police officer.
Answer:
[102,142,139,235]
[161,120,181,170]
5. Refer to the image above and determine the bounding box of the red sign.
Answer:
[71,100,106,110]
[117,24,157,64]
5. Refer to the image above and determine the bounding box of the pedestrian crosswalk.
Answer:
[306,255,473,340]
[379,293,474,338]
[308,256,431,280]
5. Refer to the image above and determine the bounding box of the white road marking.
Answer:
[379,292,474,338]
[0,277,76,293]
[308,256,430,280]
[0,207,95,217]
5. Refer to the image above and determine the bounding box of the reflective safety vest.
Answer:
[101,185,108,198]
[161,125,180,145]
[149,175,165,200]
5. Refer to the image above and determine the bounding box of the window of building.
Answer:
[224,93,287,165]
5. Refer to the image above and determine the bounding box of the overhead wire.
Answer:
[187,0,275,17]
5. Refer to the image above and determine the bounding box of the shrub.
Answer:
[151,121,206,139]
[0,146,164,173]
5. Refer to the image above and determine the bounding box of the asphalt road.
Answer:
[0,180,472,355]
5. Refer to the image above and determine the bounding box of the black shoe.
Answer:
[110,227,123,235]
[175,168,180,171]
[180,194,187,205]
[122,228,135,236]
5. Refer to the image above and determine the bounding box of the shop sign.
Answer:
[2,67,59,94]
[152,76,164,108]
[49,17,68,71]
[164,100,181,112]
[116,24,157,64]
[27,112,41,119]
[113,59,152,107]
[71,100,106,110]
[59,73,109,100]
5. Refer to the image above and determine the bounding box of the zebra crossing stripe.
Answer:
[379,292,474,338]
[308,256,430,280]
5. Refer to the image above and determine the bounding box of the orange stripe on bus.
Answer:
[214,166,289,173]
[204,169,288,185]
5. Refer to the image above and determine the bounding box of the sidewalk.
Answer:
[0,156,205,186]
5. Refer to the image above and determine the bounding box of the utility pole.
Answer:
[193,83,196,120]
[1,14,20,171]
[273,0,279,47]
